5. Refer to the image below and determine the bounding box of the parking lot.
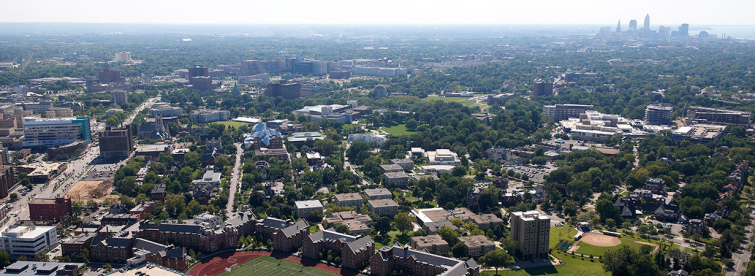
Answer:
[502,163,557,183]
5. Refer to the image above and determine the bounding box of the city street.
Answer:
[226,143,242,217]
[30,96,160,216]
[733,203,754,275]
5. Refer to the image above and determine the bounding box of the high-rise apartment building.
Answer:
[659,26,671,37]
[543,104,594,121]
[187,65,213,91]
[100,126,134,161]
[532,79,553,97]
[510,210,550,260]
[645,103,673,125]
[110,90,128,106]
[687,106,750,126]
[679,24,690,36]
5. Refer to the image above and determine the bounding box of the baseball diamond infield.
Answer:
[579,232,621,247]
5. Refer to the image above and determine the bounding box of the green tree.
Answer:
[394,212,414,234]
[602,246,663,276]
[479,249,514,276]
[0,251,9,268]
[452,243,468,258]
[437,226,459,246]
[374,217,392,234]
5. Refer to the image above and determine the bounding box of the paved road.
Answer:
[37,97,160,201]
[226,143,242,216]
[733,203,754,275]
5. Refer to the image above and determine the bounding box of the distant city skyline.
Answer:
[1,0,754,25]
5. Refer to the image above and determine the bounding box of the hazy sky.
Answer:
[1,0,754,25]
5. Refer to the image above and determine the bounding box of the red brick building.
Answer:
[61,233,95,257]
[370,245,480,276]
[273,220,309,252]
[136,223,240,253]
[0,164,15,199]
[129,201,155,221]
[90,237,132,263]
[28,197,72,222]
[89,237,189,271]
[302,229,374,270]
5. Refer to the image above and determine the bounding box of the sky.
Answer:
[1,0,754,25]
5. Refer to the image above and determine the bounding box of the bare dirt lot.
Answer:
[580,232,621,247]
[64,180,115,203]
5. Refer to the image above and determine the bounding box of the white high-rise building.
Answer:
[114,52,132,62]
[0,225,58,256]
[510,211,550,260]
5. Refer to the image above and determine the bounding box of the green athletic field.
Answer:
[217,256,339,276]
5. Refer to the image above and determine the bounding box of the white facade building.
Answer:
[347,133,386,146]
[426,149,461,166]
[114,52,132,62]
[150,103,184,117]
[189,109,230,123]
[21,117,92,148]
[0,226,58,256]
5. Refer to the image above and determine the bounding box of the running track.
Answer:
[189,251,365,276]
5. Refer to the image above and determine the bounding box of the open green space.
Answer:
[422,95,489,110]
[481,226,611,275]
[575,238,647,257]
[212,120,250,128]
[549,226,578,248]
[217,256,338,276]
[481,251,608,276]
[381,124,414,136]
[309,225,320,234]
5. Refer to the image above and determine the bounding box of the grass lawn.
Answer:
[309,225,320,234]
[212,120,250,128]
[217,256,338,276]
[549,226,578,248]
[380,124,414,136]
[422,95,490,110]
[575,238,646,256]
[402,191,420,202]
[481,251,608,276]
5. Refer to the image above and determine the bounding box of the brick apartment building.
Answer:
[410,235,449,255]
[129,201,155,221]
[370,245,480,276]
[0,163,15,199]
[28,197,72,222]
[368,199,399,217]
[457,235,495,258]
[61,233,96,257]
[334,193,363,207]
[90,237,189,271]
[302,229,374,269]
